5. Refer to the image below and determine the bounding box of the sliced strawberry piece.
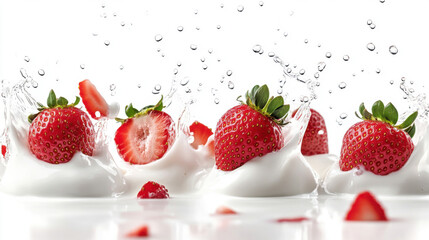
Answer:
[215,206,237,215]
[115,110,175,164]
[345,191,388,221]
[79,79,109,119]
[137,181,169,199]
[127,225,149,238]
[189,121,213,149]
[1,145,6,157]
[277,217,309,223]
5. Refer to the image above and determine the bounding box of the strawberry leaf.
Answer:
[153,96,164,111]
[272,104,290,119]
[28,113,39,123]
[57,97,68,106]
[73,97,80,106]
[267,96,284,114]
[396,111,418,130]
[125,103,139,118]
[255,84,269,109]
[47,90,57,108]
[249,85,260,104]
[359,103,365,116]
[372,100,385,120]
[405,124,416,138]
[383,103,398,125]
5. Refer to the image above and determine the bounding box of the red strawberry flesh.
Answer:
[79,79,109,119]
[137,181,169,199]
[215,206,237,215]
[297,109,329,156]
[127,225,149,237]
[115,110,175,165]
[189,121,213,149]
[340,121,414,175]
[215,104,284,171]
[28,107,95,164]
[345,191,388,221]
[1,145,6,157]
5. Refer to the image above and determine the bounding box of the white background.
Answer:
[1,0,429,154]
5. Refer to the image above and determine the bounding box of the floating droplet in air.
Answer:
[38,69,45,76]
[226,70,233,76]
[24,56,30,62]
[180,77,190,86]
[228,81,235,89]
[389,45,398,55]
[80,64,85,70]
[343,55,350,61]
[190,44,198,50]
[177,26,184,32]
[252,44,262,53]
[237,5,244,12]
[104,40,110,46]
[325,52,332,58]
[318,62,326,72]
[338,82,347,89]
[367,43,376,51]
[155,34,163,42]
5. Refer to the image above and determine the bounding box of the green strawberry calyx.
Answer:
[28,89,81,123]
[237,84,290,126]
[115,96,165,124]
[355,100,418,138]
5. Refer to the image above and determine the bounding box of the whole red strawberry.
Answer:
[293,108,329,156]
[28,90,95,164]
[137,181,169,199]
[215,85,289,171]
[340,101,417,175]
[115,97,176,165]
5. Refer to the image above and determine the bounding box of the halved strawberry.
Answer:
[215,206,237,215]
[115,97,175,164]
[127,225,149,238]
[345,191,388,221]
[79,79,109,119]
[189,121,213,149]
[137,181,169,199]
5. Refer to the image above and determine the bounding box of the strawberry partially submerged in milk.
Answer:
[215,84,289,171]
[340,100,417,175]
[115,97,176,165]
[28,90,95,164]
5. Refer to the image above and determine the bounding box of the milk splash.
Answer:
[0,71,126,197]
